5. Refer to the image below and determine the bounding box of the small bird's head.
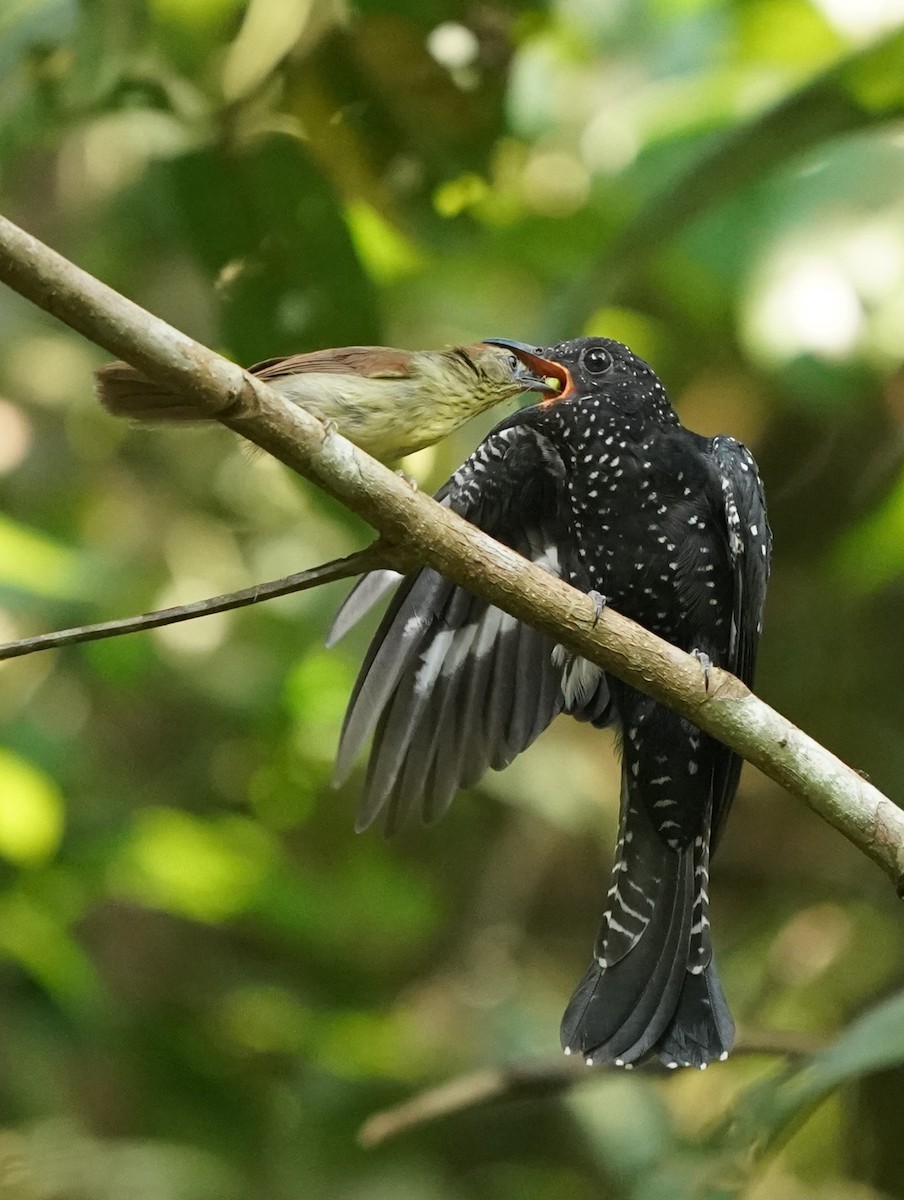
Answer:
[483,336,676,422]
[445,343,562,402]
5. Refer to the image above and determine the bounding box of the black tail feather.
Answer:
[561,877,733,1069]
[560,843,692,1065]
[657,962,734,1068]
[561,753,733,1069]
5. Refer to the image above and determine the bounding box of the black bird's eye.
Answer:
[508,354,519,372]
[583,346,613,375]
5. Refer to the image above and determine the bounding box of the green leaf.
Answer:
[696,991,904,1197]
[0,748,64,866]
[162,132,381,362]
[761,990,904,1138]
[0,513,82,600]
[548,26,904,332]
[0,888,100,1014]
[108,808,278,923]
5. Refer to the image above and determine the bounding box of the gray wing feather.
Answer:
[333,569,450,785]
[335,419,575,831]
[326,569,404,647]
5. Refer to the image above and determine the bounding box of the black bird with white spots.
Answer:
[331,335,771,1069]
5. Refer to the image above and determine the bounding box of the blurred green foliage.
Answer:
[3,0,904,1196]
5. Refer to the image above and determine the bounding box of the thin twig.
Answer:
[0,212,903,890]
[0,545,390,661]
[358,1028,831,1148]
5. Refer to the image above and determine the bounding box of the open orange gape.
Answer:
[481,337,574,402]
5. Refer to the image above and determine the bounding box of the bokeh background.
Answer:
[2,1,904,1196]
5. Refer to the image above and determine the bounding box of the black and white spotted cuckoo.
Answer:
[332,335,771,1069]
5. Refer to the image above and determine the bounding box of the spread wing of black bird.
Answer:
[332,406,612,836]
[332,336,770,1069]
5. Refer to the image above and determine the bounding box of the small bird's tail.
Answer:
[560,774,733,1068]
[96,362,210,422]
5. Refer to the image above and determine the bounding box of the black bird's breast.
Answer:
[543,401,733,659]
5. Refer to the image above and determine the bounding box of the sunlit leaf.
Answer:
[0,513,82,600]
[109,808,278,922]
[0,889,99,1012]
[345,201,426,284]
[0,748,64,866]
[221,0,344,102]
[284,647,353,726]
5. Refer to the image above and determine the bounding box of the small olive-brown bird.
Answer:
[96,343,558,461]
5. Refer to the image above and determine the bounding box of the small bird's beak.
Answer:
[482,338,572,400]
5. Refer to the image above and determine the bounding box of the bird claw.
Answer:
[588,590,607,628]
[395,469,418,491]
[691,648,713,691]
[319,416,339,443]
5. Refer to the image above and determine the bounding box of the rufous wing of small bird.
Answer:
[96,343,560,462]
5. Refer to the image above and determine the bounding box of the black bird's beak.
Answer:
[482,337,573,400]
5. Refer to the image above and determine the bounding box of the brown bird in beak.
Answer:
[96,343,560,462]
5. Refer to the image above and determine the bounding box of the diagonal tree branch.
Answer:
[0,545,391,661]
[0,212,903,888]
